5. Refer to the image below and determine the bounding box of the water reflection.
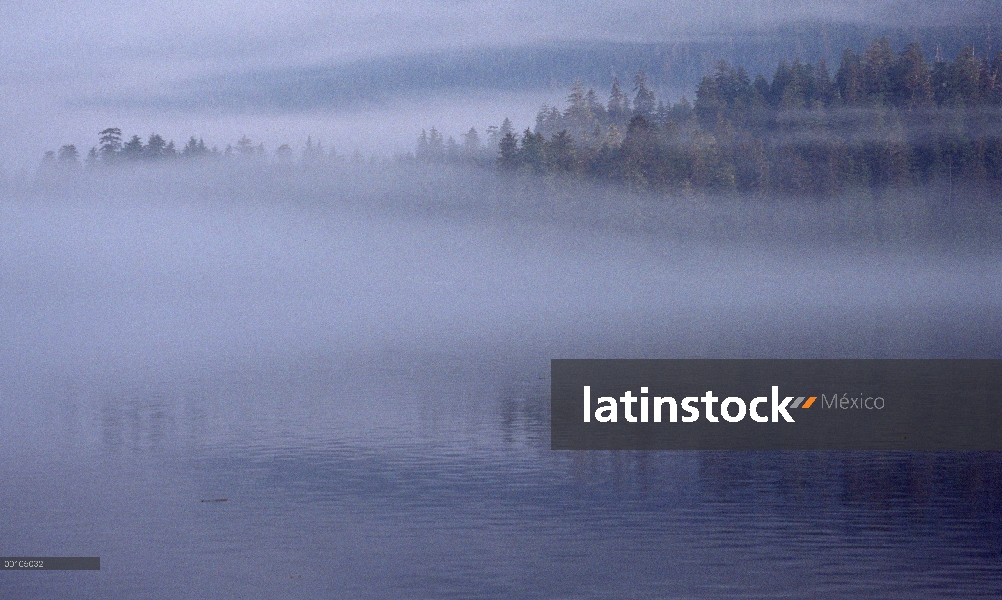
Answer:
[3,350,1001,598]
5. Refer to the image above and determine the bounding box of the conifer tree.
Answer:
[99,128,122,161]
[632,70,656,118]
[146,134,167,160]
[462,127,481,156]
[519,128,546,173]
[836,49,864,105]
[122,135,143,160]
[498,131,519,170]
[607,77,630,124]
[57,144,79,165]
[891,43,932,108]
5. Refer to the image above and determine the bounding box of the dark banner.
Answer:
[1,557,100,570]
[551,360,1002,450]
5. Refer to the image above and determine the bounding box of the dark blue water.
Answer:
[3,360,1001,598]
[2,166,1001,597]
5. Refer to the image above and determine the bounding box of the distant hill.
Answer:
[119,21,1002,112]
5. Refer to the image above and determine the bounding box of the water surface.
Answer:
[2,165,1000,598]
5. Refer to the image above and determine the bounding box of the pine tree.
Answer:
[564,80,596,142]
[862,38,895,104]
[952,46,983,105]
[836,49,864,106]
[146,134,167,160]
[183,137,208,158]
[891,43,932,109]
[498,131,519,171]
[57,144,79,165]
[99,128,122,161]
[484,125,499,150]
[931,58,954,105]
[122,135,143,160]
[566,80,586,121]
[499,117,514,138]
[302,136,326,165]
[615,114,661,187]
[815,58,837,107]
[546,130,575,172]
[427,127,444,162]
[462,127,481,157]
[607,77,630,124]
[585,89,605,124]
[235,135,254,158]
[633,70,656,118]
[519,128,546,173]
[275,144,293,162]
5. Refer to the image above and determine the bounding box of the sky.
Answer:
[0,0,996,171]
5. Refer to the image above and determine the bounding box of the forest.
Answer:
[42,38,1002,197]
[440,37,1002,195]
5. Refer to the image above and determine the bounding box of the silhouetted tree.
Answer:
[427,127,444,162]
[99,128,122,161]
[275,144,293,163]
[302,136,325,165]
[57,144,79,164]
[235,135,254,158]
[146,134,167,160]
[519,128,546,173]
[814,58,837,107]
[497,131,519,170]
[499,118,514,138]
[462,127,481,157]
[122,135,144,160]
[836,49,864,105]
[182,137,208,158]
[862,38,895,103]
[632,70,656,118]
[615,114,661,187]
[951,46,983,104]
[546,130,576,172]
[891,43,932,108]
[607,76,631,124]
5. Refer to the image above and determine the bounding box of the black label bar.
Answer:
[551,360,1002,450]
[1,557,100,570]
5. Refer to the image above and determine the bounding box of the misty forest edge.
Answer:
[40,38,1002,197]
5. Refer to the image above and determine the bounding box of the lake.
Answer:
[2,163,1001,598]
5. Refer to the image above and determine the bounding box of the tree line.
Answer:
[41,129,356,170]
[41,37,1002,196]
[417,38,1002,195]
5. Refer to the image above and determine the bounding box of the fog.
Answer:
[4,2,1002,595]
[2,163,999,460]
[3,161,1001,597]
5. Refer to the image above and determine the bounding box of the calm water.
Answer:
[2,165,1001,598]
